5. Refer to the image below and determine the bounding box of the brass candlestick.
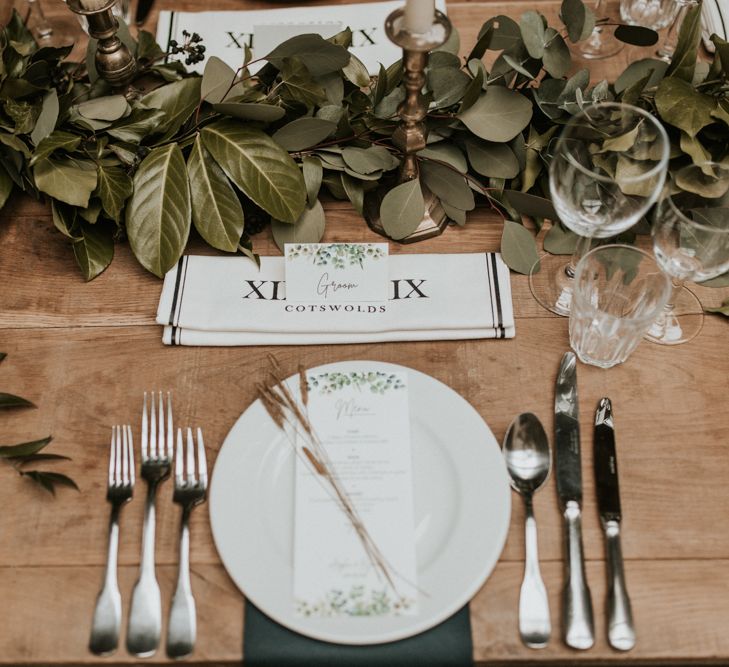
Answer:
[364,8,452,243]
[67,0,137,95]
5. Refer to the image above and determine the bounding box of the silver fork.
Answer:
[167,427,208,659]
[127,392,173,657]
[89,425,135,656]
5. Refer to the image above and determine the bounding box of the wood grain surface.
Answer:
[1,0,729,664]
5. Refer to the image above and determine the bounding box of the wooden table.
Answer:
[1,0,728,664]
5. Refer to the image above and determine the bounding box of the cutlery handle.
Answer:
[562,500,594,650]
[167,511,196,659]
[89,507,122,655]
[519,499,551,648]
[127,484,162,657]
[604,520,635,651]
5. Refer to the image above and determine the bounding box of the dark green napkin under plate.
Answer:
[243,601,473,666]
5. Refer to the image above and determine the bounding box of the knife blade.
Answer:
[554,351,594,650]
[595,397,636,651]
[135,0,155,26]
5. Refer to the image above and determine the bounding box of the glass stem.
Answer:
[565,235,593,279]
[665,279,685,311]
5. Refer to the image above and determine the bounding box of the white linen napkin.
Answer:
[156,253,515,346]
[703,0,727,51]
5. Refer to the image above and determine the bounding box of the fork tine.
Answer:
[122,424,129,485]
[115,425,122,486]
[175,428,184,485]
[127,425,135,487]
[150,390,157,458]
[109,426,116,486]
[158,391,164,460]
[141,392,149,461]
[197,428,207,488]
[186,427,195,484]
[167,392,173,460]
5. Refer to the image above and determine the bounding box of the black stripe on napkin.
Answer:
[484,254,496,334]
[489,253,505,338]
[168,256,184,325]
[243,600,473,667]
[176,255,190,328]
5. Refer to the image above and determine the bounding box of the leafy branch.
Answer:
[0,354,77,495]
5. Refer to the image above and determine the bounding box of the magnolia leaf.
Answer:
[142,77,202,140]
[544,221,579,254]
[665,2,701,82]
[614,24,658,46]
[106,106,168,143]
[520,11,546,58]
[187,134,245,252]
[202,121,306,223]
[302,157,323,208]
[442,201,467,226]
[342,52,370,87]
[380,179,425,240]
[21,470,79,495]
[418,144,468,174]
[706,299,729,316]
[655,77,715,136]
[77,95,128,122]
[271,199,326,251]
[266,34,350,77]
[342,173,364,215]
[501,220,540,274]
[126,144,191,278]
[96,165,133,222]
[30,90,58,146]
[0,163,12,212]
[503,189,557,220]
[543,28,571,78]
[466,139,519,179]
[72,220,115,281]
[342,146,399,174]
[0,437,51,457]
[201,56,238,103]
[212,102,286,123]
[560,0,595,42]
[420,162,475,211]
[29,131,81,167]
[0,393,35,409]
[34,158,97,208]
[272,118,337,151]
[459,86,532,143]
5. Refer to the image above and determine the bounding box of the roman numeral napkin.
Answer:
[156,253,515,346]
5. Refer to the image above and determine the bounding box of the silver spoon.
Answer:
[503,412,552,649]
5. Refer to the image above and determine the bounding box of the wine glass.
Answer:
[529,102,670,316]
[646,163,729,344]
[656,0,698,61]
[25,0,81,47]
[579,0,624,59]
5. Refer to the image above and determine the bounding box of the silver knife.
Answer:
[554,351,594,650]
[595,398,636,651]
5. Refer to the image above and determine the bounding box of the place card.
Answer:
[293,369,418,617]
[284,243,389,303]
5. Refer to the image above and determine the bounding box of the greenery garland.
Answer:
[0,2,727,290]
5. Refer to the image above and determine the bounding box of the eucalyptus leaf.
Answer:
[212,102,285,123]
[460,67,485,112]
[279,59,328,107]
[466,138,519,179]
[520,11,546,58]
[429,67,470,109]
[30,89,58,146]
[420,162,475,211]
[501,220,539,273]
[272,118,337,151]
[271,199,326,251]
[34,158,97,208]
[201,56,237,104]
[0,393,35,409]
[126,144,191,278]
[266,34,350,77]
[302,156,323,207]
[96,165,132,222]
[543,29,571,78]
[560,0,595,42]
[418,143,467,174]
[21,470,79,495]
[187,134,245,252]
[614,59,668,94]
[72,220,114,281]
[480,15,522,50]
[341,173,364,215]
[202,120,306,223]
[706,299,729,316]
[142,77,202,140]
[442,201,467,226]
[0,437,51,457]
[342,52,370,87]
[503,189,557,220]
[380,179,424,240]
[543,221,579,254]
[342,146,398,174]
[77,95,128,122]
[458,86,532,142]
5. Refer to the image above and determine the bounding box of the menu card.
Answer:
[285,243,389,304]
[293,369,418,617]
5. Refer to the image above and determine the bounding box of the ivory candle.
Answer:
[403,0,435,33]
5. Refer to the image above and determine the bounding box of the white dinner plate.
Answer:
[209,360,511,645]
